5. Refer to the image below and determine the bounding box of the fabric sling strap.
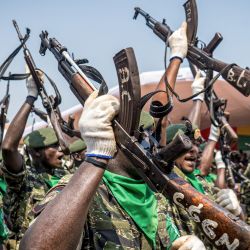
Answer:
[103,170,180,248]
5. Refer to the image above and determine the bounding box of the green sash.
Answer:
[103,171,179,248]
[193,168,217,183]
[44,175,61,188]
[185,171,205,194]
[0,178,6,195]
[174,166,205,194]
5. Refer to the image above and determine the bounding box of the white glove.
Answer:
[215,189,242,216]
[171,235,205,250]
[78,91,120,158]
[191,71,205,101]
[168,22,188,61]
[25,64,44,98]
[208,124,220,142]
[215,150,226,169]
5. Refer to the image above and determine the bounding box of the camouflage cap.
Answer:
[69,139,86,153]
[139,111,155,130]
[23,127,58,149]
[166,123,202,143]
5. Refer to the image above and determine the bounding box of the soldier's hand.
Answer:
[78,91,120,159]
[171,235,205,250]
[215,188,242,216]
[191,71,205,101]
[25,64,44,98]
[168,22,188,62]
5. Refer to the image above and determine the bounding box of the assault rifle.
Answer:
[0,77,10,146]
[133,6,250,97]
[39,33,250,250]
[188,34,238,189]
[13,20,70,154]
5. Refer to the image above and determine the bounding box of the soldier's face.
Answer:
[175,144,199,174]
[42,144,65,168]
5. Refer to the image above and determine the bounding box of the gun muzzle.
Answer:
[39,31,49,56]
[133,7,140,19]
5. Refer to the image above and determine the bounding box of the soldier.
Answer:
[166,123,242,215]
[20,22,206,250]
[1,70,66,249]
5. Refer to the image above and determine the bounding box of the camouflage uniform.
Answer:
[0,177,8,244]
[240,180,250,225]
[173,166,217,250]
[34,174,195,250]
[2,161,64,249]
[240,165,250,225]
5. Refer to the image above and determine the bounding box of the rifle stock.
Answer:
[39,33,250,250]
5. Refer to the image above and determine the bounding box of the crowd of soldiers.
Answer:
[0,21,249,250]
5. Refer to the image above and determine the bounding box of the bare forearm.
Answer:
[188,100,202,128]
[199,140,217,176]
[152,59,182,106]
[152,58,182,135]
[215,168,226,189]
[20,161,106,250]
[2,99,34,173]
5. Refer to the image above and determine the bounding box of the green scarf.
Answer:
[103,171,179,249]
[185,171,205,194]
[0,208,8,243]
[173,166,205,194]
[44,175,61,188]
[193,169,217,183]
[166,215,180,250]
[0,178,6,195]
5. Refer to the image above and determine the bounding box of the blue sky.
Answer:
[0,0,250,123]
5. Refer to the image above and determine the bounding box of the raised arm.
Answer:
[20,92,120,250]
[2,69,40,173]
[199,125,220,177]
[188,71,205,128]
[152,22,188,145]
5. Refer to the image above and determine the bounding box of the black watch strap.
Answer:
[85,157,107,170]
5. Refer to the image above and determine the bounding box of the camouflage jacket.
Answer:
[0,177,8,243]
[240,179,250,225]
[34,174,194,250]
[2,162,65,243]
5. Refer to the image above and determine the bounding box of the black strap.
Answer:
[25,96,37,106]
[0,32,29,79]
[77,64,108,96]
[139,90,173,118]
[1,73,29,81]
[85,157,107,170]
